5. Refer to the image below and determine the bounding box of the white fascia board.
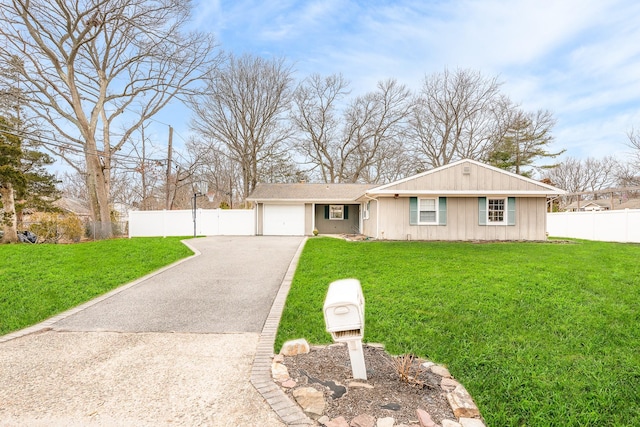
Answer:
[247,198,360,203]
[368,189,566,196]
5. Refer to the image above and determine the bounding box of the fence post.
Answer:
[162,210,167,238]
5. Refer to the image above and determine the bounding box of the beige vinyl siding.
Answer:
[314,204,361,234]
[256,203,264,235]
[386,162,548,193]
[305,203,313,235]
[362,199,378,238]
[376,197,547,241]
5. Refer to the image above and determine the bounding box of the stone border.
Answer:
[274,342,486,427]
[250,237,315,426]
[0,239,201,344]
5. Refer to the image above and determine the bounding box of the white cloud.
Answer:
[193,0,640,160]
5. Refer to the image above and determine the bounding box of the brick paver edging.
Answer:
[0,239,201,344]
[250,237,315,426]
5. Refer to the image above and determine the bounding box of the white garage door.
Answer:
[263,204,305,236]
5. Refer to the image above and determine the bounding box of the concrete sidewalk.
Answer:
[0,236,307,426]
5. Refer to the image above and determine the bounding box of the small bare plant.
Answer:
[388,354,432,389]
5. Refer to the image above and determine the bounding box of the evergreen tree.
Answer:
[0,116,59,243]
[488,109,564,177]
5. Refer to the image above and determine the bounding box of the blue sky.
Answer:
[167,0,640,162]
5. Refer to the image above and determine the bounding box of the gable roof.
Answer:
[247,183,376,203]
[564,200,612,210]
[53,197,91,216]
[366,159,565,197]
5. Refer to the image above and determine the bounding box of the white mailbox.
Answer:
[324,278,365,342]
[323,278,368,380]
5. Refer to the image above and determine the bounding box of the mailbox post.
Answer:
[323,278,367,380]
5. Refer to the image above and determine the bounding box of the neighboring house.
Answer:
[563,198,640,211]
[247,159,566,241]
[53,197,91,219]
[616,198,640,210]
[564,200,612,212]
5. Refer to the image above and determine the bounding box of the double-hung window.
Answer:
[418,198,437,224]
[479,197,515,226]
[410,197,447,225]
[487,198,506,224]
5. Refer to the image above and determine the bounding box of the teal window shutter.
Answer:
[324,205,329,219]
[409,197,418,225]
[438,197,447,225]
[344,205,349,220]
[478,197,487,225]
[507,197,516,225]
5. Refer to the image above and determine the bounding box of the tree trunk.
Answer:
[0,183,18,243]
[85,150,112,239]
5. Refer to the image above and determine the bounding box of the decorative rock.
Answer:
[440,377,460,392]
[381,402,401,411]
[459,418,486,427]
[416,409,436,427]
[271,362,290,382]
[367,342,386,349]
[280,379,297,388]
[442,420,462,427]
[349,381,374,389]
[446,385,480,419]
[377,417,396,427]
[421,361,436,369]
[273,354,284,363]
[280,338,311,356]
[292,387,326,420]
[318,416,330,425]
[430,365,452,378]
[350,414,376,427]
[323,416,349,427]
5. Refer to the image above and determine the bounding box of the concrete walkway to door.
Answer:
[0,236,305,427]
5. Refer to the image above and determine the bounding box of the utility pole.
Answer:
[165,125,173,210]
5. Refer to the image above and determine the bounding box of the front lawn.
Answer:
[276,238,640,426]
[0,237,193,335]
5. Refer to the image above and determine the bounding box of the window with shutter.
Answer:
[479,197,516,225]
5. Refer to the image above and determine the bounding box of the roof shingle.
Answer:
[247,183,376,202]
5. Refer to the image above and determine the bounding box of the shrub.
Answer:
[28,212,60,243]
[27,212,84,243]
[59,215,83,242]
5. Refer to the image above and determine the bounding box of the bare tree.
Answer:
[627,128,640,170]
[544,156,620,206]
[291,73,350,183]
[110,124,167,210]
[291,76,412,183]
[190,53,294,201]
[341,79,412,183]
[409,68,505,168]
[0,0,218,238]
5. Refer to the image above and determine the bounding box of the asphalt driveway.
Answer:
[0,236,305,426]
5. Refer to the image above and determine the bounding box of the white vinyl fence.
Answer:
[128,209,255,237]
[547,209,640,243]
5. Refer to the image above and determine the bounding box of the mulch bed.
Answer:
[280,343,457,425]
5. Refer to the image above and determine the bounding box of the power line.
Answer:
[1,126,169,165]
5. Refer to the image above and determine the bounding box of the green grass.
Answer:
[0,237,193,335]
[276,238,640,426]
